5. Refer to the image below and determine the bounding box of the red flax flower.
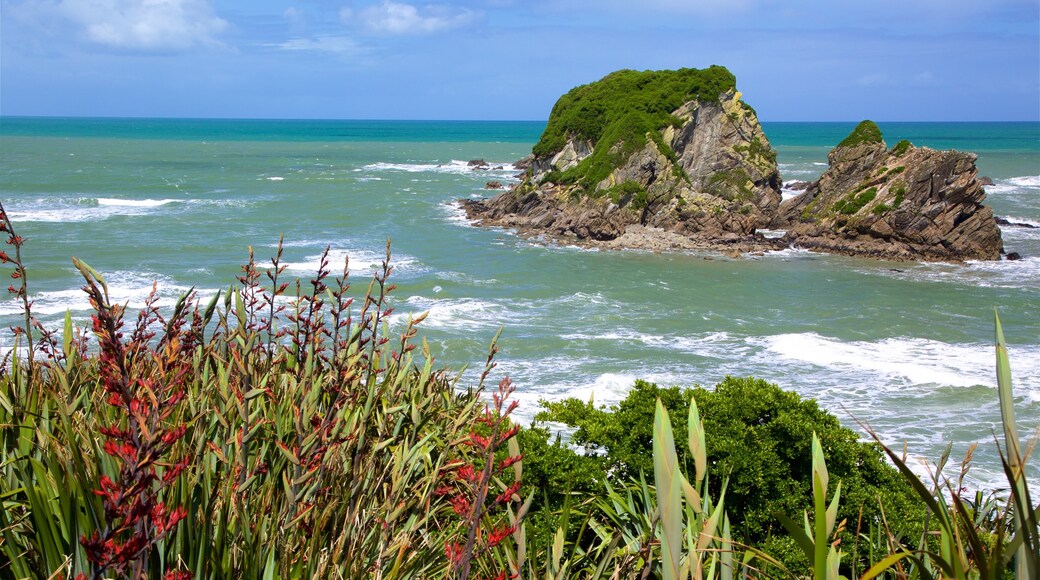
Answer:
[445,542,465,564]
[73,258,194,579]
[485,525,517,549]
[447,376,526,580]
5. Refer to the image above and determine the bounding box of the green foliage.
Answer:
[837,120,884,148]
[515,424,605,550]
[531,67,737,190]
[872,203,892,216]
[607,180,648,208]
[537,377,924,563]
[890,139,912,157]
[892,182,907,208]
[734,136,777,165]
[540,170,564,184]
[770,433,844,579]
[887,165,906,176]
[708,168,755,201]
[833,186,878,215]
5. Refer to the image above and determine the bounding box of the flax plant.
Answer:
[0,237,523,579]
[652,396,735,580]
[858,311,1038,580]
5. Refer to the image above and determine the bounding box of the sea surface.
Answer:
[2,117,1038,489]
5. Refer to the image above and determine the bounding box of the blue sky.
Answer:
[1,0,1038,121]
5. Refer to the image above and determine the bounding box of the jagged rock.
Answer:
[485,181,504,190]
[464,71,1004,263]
[468,159,490,170]
[1006,252,1022,261]
[784,181,811,191]
[979,176,994,186]
[776,121,1002,261]
[464,67,784,253]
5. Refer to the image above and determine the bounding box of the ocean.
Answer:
[1,117,1038,489]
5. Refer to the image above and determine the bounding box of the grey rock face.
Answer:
[777,139,1003,262]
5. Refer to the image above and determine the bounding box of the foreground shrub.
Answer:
[537,376,926,572]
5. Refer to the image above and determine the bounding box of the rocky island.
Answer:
[462,66,1005,262]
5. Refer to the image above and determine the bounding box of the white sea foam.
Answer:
[0,271,202,318]
[1007,175,1040,188]
[750,333,1040,401]
[434,270,499,286]
[865,256,1040,290]
[437,200,480,227]
[777,164,820,181]
[282,247,418,276]
[362,160,518,176]
[559,329,739,358]
[5,197,229,223]
[397,296,508,331]
[755,228,787,239]
[986,175,1040,195]
[1001,216,1040,228]
[264,176,285,181]
[96,198,179,207]
[761,247,820,260]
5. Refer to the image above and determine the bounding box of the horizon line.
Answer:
[2,114,1039,124]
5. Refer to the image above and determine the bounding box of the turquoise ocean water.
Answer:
[2,117,1038,488]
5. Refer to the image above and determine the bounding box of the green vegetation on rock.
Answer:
[532,66,738,191]
[607,180,649,209]
[833,186,878,215]
[893,182,907,208]
[891,139,913,157]
[707,167,755,201]
[836,120,884,148]
[872,202,892,215]
[734,136,777,167]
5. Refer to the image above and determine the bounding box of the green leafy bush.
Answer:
[890,139,912,157]
[833,186,878,215]
[837,120,884,148]
[536,377,924,556]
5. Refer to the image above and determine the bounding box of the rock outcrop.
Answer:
[465,69,1005,262]
[776,121,1003,261]
[465,67,784,252]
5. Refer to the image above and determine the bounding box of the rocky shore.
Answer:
[462,67,1006,263]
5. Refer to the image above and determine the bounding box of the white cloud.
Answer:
[276,35,364,56]
[357,1,479,35]
[56,0,228,51]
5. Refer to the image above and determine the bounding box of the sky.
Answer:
[1,0,1038,121]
